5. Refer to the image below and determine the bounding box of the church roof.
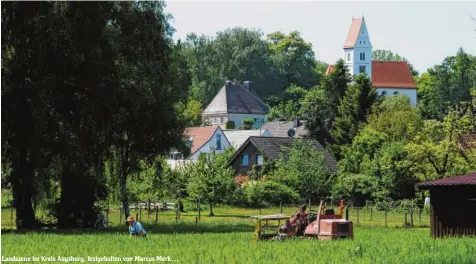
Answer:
[372,61,417,89]
[324,61,417,89]
[344,18,363,48]
[202,81,269,116]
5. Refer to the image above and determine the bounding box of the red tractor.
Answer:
[251,200,353,241]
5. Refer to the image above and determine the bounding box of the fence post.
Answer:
[405,212,408,227]
[356,208,360,225]
[385,210,388,227]
[106,203,109,224]
[195,216,198,226]
[175,209,178,222]
[136,212,139,222]
[280,201,283,214]
[419,208,422,224]
[155,206,158,225]
[410,208,414,227]
[345,206,349,221]
[259,208,262,215]
[139,205,142,222]
[370,207,373,220]
[120,206,123,224]
[148,199,151,220]
[198,198,201,221]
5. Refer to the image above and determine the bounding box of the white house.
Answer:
[326,17,418,105]
[202,81,270,129]
[167,125,232,169]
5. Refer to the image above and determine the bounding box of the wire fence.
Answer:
[2,200,431,229]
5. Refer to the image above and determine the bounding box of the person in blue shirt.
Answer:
[126,216,147,237]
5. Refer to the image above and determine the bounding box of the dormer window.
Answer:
[347,53,351,61]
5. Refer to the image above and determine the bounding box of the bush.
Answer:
[242,118,255,130]
[243,180,298,207]
[225,120,235,129]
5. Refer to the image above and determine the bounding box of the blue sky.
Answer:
[164,1,476,73]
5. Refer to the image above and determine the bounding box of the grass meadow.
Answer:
[2,203,474,263]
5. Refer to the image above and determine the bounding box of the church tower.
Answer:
[343,17,372,78]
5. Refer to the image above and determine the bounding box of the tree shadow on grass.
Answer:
[1,222,255,235]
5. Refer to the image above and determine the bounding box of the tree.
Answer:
[267,31,319,89]
[187,150,235,216]
[273,140,333,200]
[405,108,475,181]
[108,1,188,221]
[266,84,308,121]
[372,49,419,77]
[178,99,202,127]
[242,180,298,208]
[302,59,351,147]
[416,73,440,119]
[328,74,377,160]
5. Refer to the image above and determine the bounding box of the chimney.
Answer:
[243,81,251,91]
[225,80,231,88]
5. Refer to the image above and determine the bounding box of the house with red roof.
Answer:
[167,125,232,169]
[326,17,418,105]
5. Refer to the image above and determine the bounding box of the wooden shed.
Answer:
[417,172,476,238]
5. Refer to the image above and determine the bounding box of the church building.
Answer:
[325,17,418,105]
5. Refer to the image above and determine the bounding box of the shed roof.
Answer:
[417,172,476,188]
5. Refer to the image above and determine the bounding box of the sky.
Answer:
[164,1,476,74]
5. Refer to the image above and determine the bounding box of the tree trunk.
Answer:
[120,144,131,220]
[208,201,214,216]
[11,149,38,229]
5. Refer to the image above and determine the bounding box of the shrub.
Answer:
[225,120,235,129]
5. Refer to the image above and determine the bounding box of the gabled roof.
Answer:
[417,172,476,188]
[344,18,363,48]
[261,121,309,138]
[203,82,269,116]
[227,136,338,172]
[224,129,263,149]
[372,61,417,89]
[325,61,417,89]
[184,125,221,154]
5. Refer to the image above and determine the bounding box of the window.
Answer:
[216,134,222,150]
[382,90,387,96]
[361,31,364,35]
[241,154,249,166]
[347,53,351,61]
[260,118,265,124]
[359,52,365,61]
[220,117,224,123]
[364,41,366,44]
[394,91,399,95]
[359,66,366,74]
[256,154,263,165]
[359,41,361,44]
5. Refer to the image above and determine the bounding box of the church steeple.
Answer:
[343,16,372,78]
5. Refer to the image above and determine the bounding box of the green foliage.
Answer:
[329,74,377,160]
[187,151,235,216]
[273,140,332,200]
[225,121,235,130]
[266,84,308,121]
[302,59,351,146]
[242,180,299,207]
[242,118,255,130]
[178,99,202,127]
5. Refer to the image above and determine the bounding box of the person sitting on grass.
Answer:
[127,216,147,238]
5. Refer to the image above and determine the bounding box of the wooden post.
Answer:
[175,209,178,222]
[106,203,109,224]
[136,212,139,222]
[345,206,349,221]
[120,206,123,224]
[405,212,408,227]
[139,205,142,222]
[410,208,414,227]
[155,206,158,225]
[385,211,388,227]
[419,208,422,224]
[357,208,360,225]
[195,216,198,226]
[259,208,262,215]
[148,200,150,219]
[280,201,283,214]
[370,207,373,220]
[198,198,201,221]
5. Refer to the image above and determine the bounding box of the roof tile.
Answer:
[417,172,476,187]
[372,61,417,89]
[184,126,219,154]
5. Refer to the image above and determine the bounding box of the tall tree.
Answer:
[267,31,319,89]
[328,74,377,160]
[302,59,351,147]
